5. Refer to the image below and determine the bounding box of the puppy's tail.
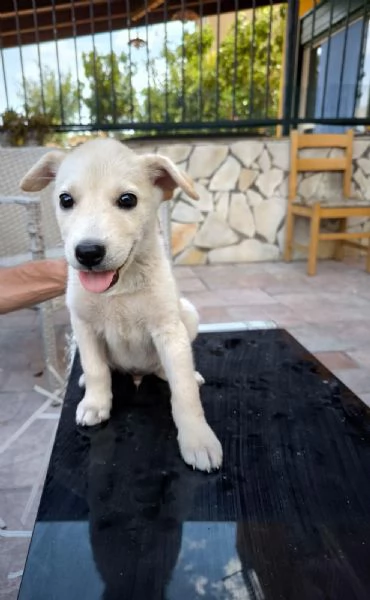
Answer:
[180,297,199,342]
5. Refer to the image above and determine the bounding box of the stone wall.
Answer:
[132,139,289,265]
[130,137,370,265]
[1,137,369,265]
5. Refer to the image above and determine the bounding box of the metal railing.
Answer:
[1,0,370,139]
[0,0,287,137]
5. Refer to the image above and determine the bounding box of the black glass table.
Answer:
[18,329,370,600]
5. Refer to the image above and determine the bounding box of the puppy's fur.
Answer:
[21,139,222,472]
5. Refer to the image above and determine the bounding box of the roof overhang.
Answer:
[0,0,284,49]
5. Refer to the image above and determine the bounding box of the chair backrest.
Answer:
[289,130,354,202]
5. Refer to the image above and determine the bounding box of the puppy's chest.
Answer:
[94,298,157,372]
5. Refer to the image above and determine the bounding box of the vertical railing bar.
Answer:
[88,0,100,124]
[144,0,152,122]
[180,0,186,122]
[307,0,317,119]
[31,0,45,115]
[291,6,302,126]
[164,0,169,122]
[0,28,9,110]
[354,0,368,116]
[215,0,221,120]
[50,0,64,124]
[12,0,29,119]
[107,0,117,123]
[70,0,82,124]
[232,0,238,119]
[320,0,335,118]
[336,0,352,118]
[249,0,256,118]
[199,0,204,121]
[125,0,135,122]
[282,0,299,135]
[309,0,317,56]
[265,0,273,119]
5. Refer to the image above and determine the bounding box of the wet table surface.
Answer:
[18,329,370,600]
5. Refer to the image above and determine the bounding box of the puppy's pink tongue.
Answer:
[78,270,115,293]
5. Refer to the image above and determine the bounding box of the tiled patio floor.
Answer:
[1,259,370,599]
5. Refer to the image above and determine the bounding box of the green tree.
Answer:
[219,5,286,119]
[141,26,215,124]
[82,51,138,124]
[22,66,80,124]
[141,5,286,125]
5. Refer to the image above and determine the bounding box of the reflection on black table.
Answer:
[19,330,370,600]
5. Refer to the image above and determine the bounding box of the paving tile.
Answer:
[216,288,276,305]
[0,310,37,330]
[287,324,349,353]
[347,348,370,369]
[197,306,230,324]
[0,391,46,447]
[177,277,207,292]
[0,486,33,531]
[226,303,303,327]
[0,538,30,600]
[185,291,228,309]
[0,323,69,393]
[314,351,359,371]
[322,322,370,352]
[0,419,57,489]
[275,292,370,324]
[192,265,244,278]
[263,281,314,296]
[0,367,47,394]
[52,305,70,327]
[200,270,278,291]
[359,393,370,407]
[173,266,195,279]
[333,368,370,395]
[262,260,307,274]
[225,304,270,322]
[186,288,276,309]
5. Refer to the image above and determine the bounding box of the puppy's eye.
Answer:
[59,193,74,210]
[117,193,137,209]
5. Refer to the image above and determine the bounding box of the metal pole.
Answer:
[282,0,299,136]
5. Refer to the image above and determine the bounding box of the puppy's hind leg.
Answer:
[179,296,205,386]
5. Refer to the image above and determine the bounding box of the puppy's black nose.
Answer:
[75,242,106,267]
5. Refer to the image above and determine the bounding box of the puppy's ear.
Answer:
[20,151,65,192]
[142,154,199,201]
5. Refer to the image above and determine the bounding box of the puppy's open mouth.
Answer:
[78,268,120,293]
[77,245,135,294]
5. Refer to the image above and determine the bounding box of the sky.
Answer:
[0,20,195,120]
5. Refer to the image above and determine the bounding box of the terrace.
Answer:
[1,1,370,596]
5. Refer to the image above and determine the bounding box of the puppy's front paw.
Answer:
[76,394,111,427]
[178,420,222,472]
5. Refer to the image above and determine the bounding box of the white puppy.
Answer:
[21,138,222,472]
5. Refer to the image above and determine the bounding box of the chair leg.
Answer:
[366,240,370,274]
[284,207,295,262]
[334,218,347,261]
[308,204,321,276]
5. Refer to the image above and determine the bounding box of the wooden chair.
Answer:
[284,129,370,275]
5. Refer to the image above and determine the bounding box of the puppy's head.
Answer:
[20,138,198,294]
